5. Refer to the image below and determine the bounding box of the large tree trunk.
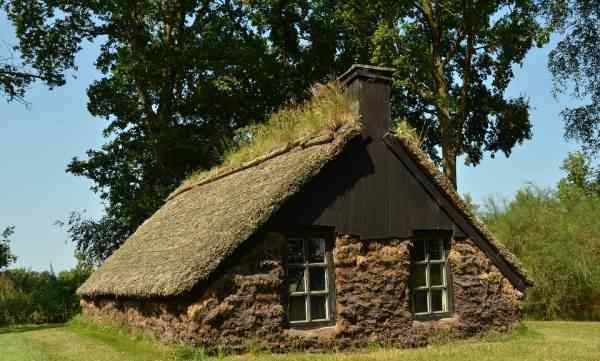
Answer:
[441,139,458,188]
[421,0,458,189]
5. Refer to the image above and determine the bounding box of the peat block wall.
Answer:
[81,233,523,351]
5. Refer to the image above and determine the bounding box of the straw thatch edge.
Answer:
[394,135,533,286]
[77,124,362,298]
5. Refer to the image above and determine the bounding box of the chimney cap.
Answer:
[338,64,395,85]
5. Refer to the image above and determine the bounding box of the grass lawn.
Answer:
[0,321,599,361]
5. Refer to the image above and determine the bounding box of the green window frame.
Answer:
[411,238,452,318]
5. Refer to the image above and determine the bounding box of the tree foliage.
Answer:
[370,0,547,186]
[0,226,16,270]
[544,0,600,156]
[483,152,600,320]
[3,0,317,265]
[3,0,548,264]
[0,2,69,102]
[0,266,91,325]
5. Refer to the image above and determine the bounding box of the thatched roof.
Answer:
[78,120,532,298]
[78,125,361,297]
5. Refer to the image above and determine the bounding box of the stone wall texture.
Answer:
[81,233,523,352]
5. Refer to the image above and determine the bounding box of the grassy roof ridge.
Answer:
[168,126,354,201]
[393,133,533,285]
[169,81,359,201]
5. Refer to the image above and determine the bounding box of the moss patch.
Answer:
[185,81,359,187]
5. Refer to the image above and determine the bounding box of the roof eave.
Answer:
[382,132,533,291]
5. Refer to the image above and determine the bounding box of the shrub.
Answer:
[0,266,91,326]
[482,153,600,320]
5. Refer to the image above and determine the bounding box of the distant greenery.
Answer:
[483,152,600,320]
[0,321,599,361]
[0,226,16,270]
[0,266,91,326]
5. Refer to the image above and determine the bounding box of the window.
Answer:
[287,237,334,325]
[411,238,451,317]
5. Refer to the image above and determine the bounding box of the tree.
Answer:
[558,151,600,196]
[245,0,549,187]
[0,1,70,103]
[4,0,548,264]
[0,226,16,270]
[3,0,348,265]
[544,0,600,156]
[368,0,548,187]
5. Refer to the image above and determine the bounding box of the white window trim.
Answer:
[412,239,450,316]
[287,237,332,324]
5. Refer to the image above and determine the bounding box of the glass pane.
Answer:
[413,290,428,314]
[288,239,304,264]
[307,239,326,263]
[310,295,328,320]
[412,241,426,261]
[413,264,427,287]
[309,267,326,291]
[428,239,443,260]
[431,289,444,312]
[289,296,307,322]
[288,267,305,293]
[430,263,444,286]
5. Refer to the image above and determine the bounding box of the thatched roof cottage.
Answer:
[78,65,531,351]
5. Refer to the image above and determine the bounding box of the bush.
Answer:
[0,266,91,326]
[482,153,600,320]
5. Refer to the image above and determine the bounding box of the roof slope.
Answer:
[386,134,533,287]
[78,125,361,297]
[78,123,532,297]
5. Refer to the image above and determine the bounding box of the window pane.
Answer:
[289,296,307,322]
[310,295,328,321]
[307,239,326,263]
[428,239,443,260]
[431,289,444,312]
[308,267,326,291]
[413,264,427,287]
[430,263,444,286]
[288,239,304,264]
[288,267,305,293]
[413,290,428,314]
[413,241,426,261]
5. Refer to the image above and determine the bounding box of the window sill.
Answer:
[284,324,337,339]
[412,313,456,322]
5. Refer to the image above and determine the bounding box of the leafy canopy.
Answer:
[544,0,600,156]
[3,0,548,264]
[371,0,548,185]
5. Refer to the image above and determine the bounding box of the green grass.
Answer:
[0,321,599,361]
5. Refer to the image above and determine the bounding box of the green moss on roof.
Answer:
[174,81,359,198]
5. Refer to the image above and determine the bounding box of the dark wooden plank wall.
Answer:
[271,78,464,239]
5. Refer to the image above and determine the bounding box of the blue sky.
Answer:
[0,17,580,272]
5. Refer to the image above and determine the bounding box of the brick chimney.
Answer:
[338,64,395,140]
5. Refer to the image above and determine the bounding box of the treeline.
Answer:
[0,267,90,326]
[482,152,600,320]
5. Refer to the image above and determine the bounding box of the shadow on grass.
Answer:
[0,324,65,335]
